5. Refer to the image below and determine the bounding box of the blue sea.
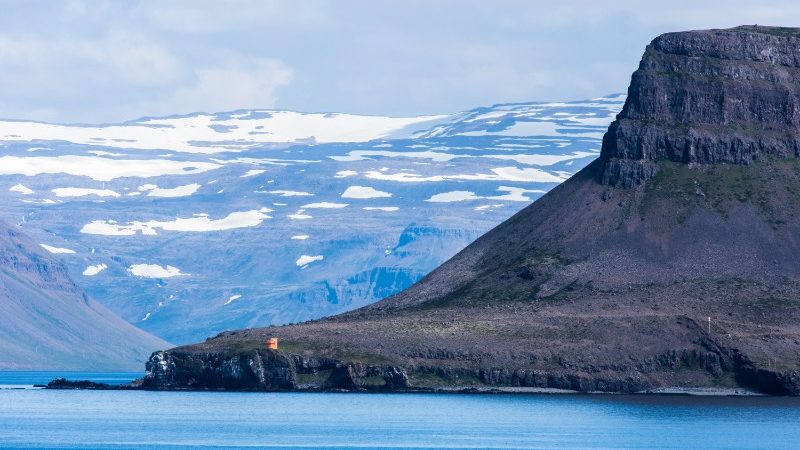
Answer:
[1,372,799,449]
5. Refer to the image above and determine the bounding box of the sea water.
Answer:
[1,372,799,449]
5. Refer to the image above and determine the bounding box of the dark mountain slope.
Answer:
[0,220,169,370]
[144,26,800,394]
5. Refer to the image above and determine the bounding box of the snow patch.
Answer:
[301,202,348,209]
[0,156,221,181]
[139,183,201,198]
[288,211,312,220]
[242,169,266,178]
[425,191,481,203]
[52,188,121,198]
[334,170,358,178]
[83,263,108,276]
[363,206,399,212]
[9,184,34,195]
[341,186,392,199]
[0,111,448,154]
[80,209,271,236]
[224,294,242,305]
[128,264,186,278]
[264,190,313,197]
[40,244,76,254]
[363,167,564,183]
[296,255,323,267]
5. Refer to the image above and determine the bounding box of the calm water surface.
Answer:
[1,372,799,449]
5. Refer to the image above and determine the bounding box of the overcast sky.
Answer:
[2,0,800,122]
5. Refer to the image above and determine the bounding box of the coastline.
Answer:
[41,378,766,397]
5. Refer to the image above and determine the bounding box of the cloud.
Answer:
[137,0,331,33]
[3,1,800,121]
[0,27,293,121]
[0,31,182,98]
[142,58,294,116]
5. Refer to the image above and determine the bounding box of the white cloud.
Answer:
[363,206,399,212]
[0,31,182,89]
[40,244,76,254]
[296,254,323,267]
[334,170,358,178]
[341,186,392,199]
[140,1,330,33]
[143,58,294,117]
[291,234,310,240]
[128,263,186,278]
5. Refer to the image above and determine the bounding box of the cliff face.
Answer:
[143,349,409,391]
[600,26,800,187]
[0,219,169,370]
[144,26,800,395]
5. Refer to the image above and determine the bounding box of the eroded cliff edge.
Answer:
[600,26,800,187]
[143,26,800,395]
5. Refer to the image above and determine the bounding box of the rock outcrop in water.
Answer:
[144,26,800,395]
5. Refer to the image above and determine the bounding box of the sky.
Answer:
[2,0,800,123]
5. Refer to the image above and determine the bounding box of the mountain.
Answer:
[0,219,167,370]
[0,95,623,344]
[143,26,800,395]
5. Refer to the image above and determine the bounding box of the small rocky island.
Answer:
[142,26,800,395]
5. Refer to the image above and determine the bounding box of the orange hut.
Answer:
[267,337,279,350]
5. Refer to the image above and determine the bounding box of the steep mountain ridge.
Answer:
[0,219,168,370]
[142,26,800,394]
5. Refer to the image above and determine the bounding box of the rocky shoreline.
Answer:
[44,376,764,397]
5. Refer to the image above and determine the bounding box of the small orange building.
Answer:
[267,337,279,350]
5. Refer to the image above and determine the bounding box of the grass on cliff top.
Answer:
[214,337,400,366]
[640,158,800,227]
[736,26,800,38]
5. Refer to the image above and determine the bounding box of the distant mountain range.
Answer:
[0,95,623,344]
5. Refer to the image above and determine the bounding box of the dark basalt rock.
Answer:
[143,350,409,391]
[45,378,114,390]
[598,26,800,186]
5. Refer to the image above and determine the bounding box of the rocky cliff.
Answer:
[600,26,800,187]
[144,26,800,395]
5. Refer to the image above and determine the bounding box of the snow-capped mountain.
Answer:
[0,94,624,343]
